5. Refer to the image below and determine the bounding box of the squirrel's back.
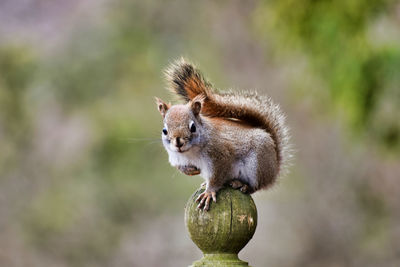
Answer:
[165,58,291,177]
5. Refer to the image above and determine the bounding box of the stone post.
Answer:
[185,187,258,267]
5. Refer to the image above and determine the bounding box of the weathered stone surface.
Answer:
[185,187,257,267]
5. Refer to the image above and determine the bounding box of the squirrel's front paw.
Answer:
[177,165,200,176]
[196,190,217,211]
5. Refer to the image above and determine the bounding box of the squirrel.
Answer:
[155,58,291,210]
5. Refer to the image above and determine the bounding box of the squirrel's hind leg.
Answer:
[229,179,250,194]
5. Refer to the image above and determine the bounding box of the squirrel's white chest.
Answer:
[167,149,212,180]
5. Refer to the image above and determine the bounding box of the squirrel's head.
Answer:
[156,97,203,153]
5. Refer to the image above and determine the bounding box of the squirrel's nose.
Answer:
[175,137,183,148]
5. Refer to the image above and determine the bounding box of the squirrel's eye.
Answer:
[190,122,196,133]
[162,128,168,135]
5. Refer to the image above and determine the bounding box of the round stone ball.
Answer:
[185,187,258,254]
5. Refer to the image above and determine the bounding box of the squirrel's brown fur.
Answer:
[157,58,291,210]
[165,58,290,176]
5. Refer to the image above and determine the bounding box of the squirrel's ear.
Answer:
[191,100,202,116]
[155,97,169,118]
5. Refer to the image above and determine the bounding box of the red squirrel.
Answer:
[156,58,291,210]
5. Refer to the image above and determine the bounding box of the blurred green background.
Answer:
[0,1,399,266]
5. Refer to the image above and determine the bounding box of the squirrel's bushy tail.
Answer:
[165,58,291,175]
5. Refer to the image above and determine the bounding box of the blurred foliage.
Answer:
[0,46,36,176]
[255,0,400,151]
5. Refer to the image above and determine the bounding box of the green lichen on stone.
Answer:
[185,187,258,267]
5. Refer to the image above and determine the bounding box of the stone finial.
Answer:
[185,187,258,267]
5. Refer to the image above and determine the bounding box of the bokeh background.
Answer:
[1,1,400,266]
